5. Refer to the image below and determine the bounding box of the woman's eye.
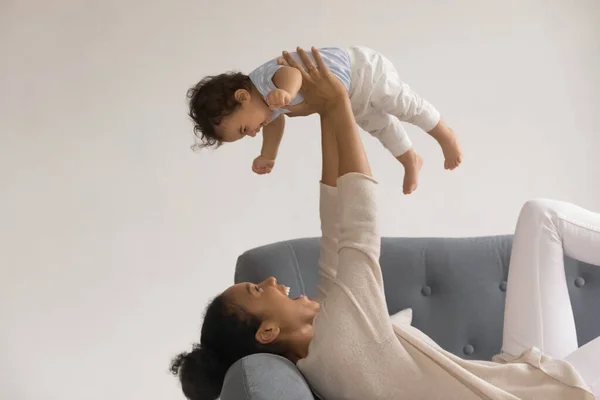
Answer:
[254,285,260,292]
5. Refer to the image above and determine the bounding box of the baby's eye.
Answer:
[254,285,260,292]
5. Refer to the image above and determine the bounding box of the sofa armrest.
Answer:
[221,354,315,400]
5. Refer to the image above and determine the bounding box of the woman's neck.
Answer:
[283,324,314,363]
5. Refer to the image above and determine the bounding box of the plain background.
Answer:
[1,0,599,399]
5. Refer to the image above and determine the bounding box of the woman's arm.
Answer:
[282,48,370,302]
[315,52,389,338]
[283,49,390,334]
[317,74,385,296]
[315,182,339,302]
[315,96,379,303]
[314,104,340,302]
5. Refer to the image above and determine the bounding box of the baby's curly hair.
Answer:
[187,72,252,150]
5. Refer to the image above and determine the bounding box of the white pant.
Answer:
[346,46,441,157]
[502,199,600,397]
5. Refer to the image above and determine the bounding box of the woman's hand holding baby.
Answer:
[280,47,349,115]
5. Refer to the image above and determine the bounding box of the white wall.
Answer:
[1,0,598,399]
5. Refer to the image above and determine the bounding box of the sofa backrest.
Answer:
[223,235,600,399]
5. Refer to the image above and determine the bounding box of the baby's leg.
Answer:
[356,113,422,194]
[364,49,462,170]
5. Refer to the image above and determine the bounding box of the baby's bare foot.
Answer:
[428,123,463,170]
[396,149,423,195]
[437,128,462,170]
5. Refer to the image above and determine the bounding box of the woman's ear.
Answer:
[234,89,250,103]
[255,322,280,345]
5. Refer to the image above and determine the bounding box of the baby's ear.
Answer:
[234,89,250,102]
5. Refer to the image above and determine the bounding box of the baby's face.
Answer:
[217,90,271,143]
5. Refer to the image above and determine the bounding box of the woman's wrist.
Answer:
[320,93,352,116]
[319,96,357,134]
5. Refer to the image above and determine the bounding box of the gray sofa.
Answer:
[221,236,600,400]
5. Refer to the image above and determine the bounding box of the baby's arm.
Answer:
[253,65,302,174]
[261,114,285,160]
[272,66,302,98]
[253,115,286,175]
[264,67,303,109]
[252,114,285,175]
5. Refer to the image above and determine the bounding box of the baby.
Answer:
[187,46,462,194]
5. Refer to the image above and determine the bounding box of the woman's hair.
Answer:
[187,72,253,151]
[170,293,278,400]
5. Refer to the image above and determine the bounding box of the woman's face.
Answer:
[223,277,320,345]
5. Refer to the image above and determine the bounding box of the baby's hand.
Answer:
[266,89,292,109]
[252,155,275,175]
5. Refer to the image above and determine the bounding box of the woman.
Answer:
[171,47,600,399]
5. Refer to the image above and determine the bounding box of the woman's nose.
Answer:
[247,130,257,138]
[264,277,277,286]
